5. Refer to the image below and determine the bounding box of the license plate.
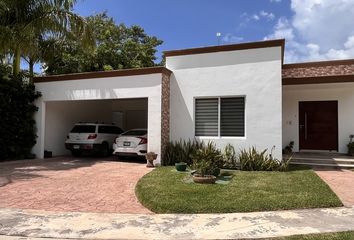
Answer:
[73,145,80,149]
[123,141,131,146]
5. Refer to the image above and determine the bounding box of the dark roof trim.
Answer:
[33,67,172,83]
[163,39,285,60]
[283,75,354,85]
[283,59,354,69]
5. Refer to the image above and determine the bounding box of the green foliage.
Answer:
[239,147,290,171]
[162,139,204,166]
[222,143,238,169]
[283,141,294,154]
[42,12,163,75]
[0,0,92,76]
[0,65,41,160]
[347,142,354,156]
[191,142,223,176]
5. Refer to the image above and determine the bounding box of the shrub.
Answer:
[239,146,290,171]
[348,142,354,156]
[0,67,41,160]
[283,141,294,154]
[222,143,238,169]
[162,139,204,166]
[191,142,223,176]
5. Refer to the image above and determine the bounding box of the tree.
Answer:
[42,13,163,75]
[0,0,92,77]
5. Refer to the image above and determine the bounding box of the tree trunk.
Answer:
[29,58,34,83]
[13,46,21,76]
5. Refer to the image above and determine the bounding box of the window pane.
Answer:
[220,97,245,137]
[122,130,147,136]
[195,98,218,136]
[71,125,96,133]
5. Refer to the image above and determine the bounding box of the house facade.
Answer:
[33,39,354,163]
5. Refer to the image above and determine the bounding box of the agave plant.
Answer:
[191,142,222,177]
[239,146,290,171]
[162,139,204,166]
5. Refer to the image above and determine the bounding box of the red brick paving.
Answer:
[0,157,152,214]
[315,168,354,207]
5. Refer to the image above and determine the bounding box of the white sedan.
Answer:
[113,129,147,157]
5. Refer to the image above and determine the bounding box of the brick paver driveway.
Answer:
[0,156,152,214]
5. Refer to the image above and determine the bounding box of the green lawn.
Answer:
[135,166,342,213]
[269,231,354,240]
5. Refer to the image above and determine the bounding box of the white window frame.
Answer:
[194,95,246,139]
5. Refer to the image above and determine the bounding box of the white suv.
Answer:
[65,123,124,157]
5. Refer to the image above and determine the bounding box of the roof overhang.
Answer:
[33,67,172,83]
[163,39,285,63]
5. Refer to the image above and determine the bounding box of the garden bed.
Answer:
[135,166,342,213]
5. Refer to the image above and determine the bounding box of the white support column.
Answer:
[32,101,46,159]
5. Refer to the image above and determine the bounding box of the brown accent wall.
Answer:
[160,72,171,164]
[283,63,354,79]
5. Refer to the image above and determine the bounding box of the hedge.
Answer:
[0,65,41,160]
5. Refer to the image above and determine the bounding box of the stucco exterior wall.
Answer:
[44,100,112,156]
[166,47,283,159]
[33,74,163,162]
[283,83,354,153]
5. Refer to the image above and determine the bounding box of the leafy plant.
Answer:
[191,142,223,176]
[348,142,354,156]
[239,147,289,171]
[222,144,238,169]
[0,67,41,160]
[283,141,294,154]
[162,139,204,166]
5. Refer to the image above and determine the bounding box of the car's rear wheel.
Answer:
[71,150,82,157]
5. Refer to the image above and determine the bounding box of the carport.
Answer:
[33,67,172,163]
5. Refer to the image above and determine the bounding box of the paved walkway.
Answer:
[0,207,354,239]
[315,168,354,207]
[0,157,152,214]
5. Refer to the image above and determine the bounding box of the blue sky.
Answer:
[74,0,292,62]
[73,0,354,64]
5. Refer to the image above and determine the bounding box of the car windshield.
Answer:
[122,130,147,136]
[70,125,96,133]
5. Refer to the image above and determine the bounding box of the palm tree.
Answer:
[0,0,92,77]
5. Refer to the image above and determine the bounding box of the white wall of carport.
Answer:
[283,83,354,153]
[166,47,283,159]
[33,73,163,162]
[111,98,148,130]
[44,100,112,156]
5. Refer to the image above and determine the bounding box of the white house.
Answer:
[33,39,354,163]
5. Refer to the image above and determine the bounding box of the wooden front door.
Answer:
[299,101,338,151]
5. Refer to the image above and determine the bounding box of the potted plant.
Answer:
[145,152,157,168]
[283,141,294,155]
[175,162,187,171]
[191,142,222,184]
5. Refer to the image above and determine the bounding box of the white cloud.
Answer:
[222,34,244,44]
[252,14,260,21]
[265,0,354,62]
[241,11,276,23]
[260,10,275,20]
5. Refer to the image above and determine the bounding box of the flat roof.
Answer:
[163,39,285,59]
[33,66,172,83]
